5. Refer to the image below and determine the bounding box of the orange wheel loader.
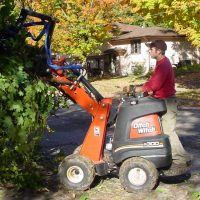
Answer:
[5,9,174,192]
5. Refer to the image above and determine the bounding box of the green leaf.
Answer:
[10,101,23,112]
[17,116,24,125]
[79,194,89,200]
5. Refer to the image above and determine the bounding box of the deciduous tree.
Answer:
[0,0,66,188]
[131,0,200,47]
[18,0,130,60]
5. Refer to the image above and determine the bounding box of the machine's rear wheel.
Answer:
[58,154,95,190]
[119,157,158,192]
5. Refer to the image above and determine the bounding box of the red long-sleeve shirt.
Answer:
[142,57,176,99]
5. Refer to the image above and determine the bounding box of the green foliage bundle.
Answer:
[0,0,16,30]
[0,1,65,189]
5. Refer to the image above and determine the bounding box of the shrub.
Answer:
[133,64,144,76]
[0,2,66,189]
[175,64,200,76]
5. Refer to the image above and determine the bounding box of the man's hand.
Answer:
[135,86,153,96]
[135,86,143,93]
[123,85,135,96]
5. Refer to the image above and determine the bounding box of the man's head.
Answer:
[148,40,167,60]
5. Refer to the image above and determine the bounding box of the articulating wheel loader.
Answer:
[56,79,172,192]
[6,9,179,193]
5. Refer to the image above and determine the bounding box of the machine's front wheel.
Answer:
[119,157,158,192]
[73,145,82,154]
[58,154,95,190]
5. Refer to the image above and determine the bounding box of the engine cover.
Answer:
[112,97,172,168]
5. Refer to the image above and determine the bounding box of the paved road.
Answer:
[40,105,200,173]
[176,107,200,173]
[41,105,91,155]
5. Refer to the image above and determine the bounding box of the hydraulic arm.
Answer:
[14,8,113,162]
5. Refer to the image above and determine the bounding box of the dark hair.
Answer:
[150,40,167,54]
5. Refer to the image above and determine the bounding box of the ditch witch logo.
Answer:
[132,122,156,134]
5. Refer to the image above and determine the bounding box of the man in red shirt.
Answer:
[135,40,192,175]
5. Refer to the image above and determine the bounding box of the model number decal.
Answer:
[143,141,163,147]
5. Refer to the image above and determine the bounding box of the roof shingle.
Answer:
[112,23,184,40]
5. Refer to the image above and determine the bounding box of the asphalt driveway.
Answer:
[40,104,200,174]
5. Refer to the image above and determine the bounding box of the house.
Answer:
[87,23,200,76]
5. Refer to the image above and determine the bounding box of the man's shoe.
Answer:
[161,162,191,177]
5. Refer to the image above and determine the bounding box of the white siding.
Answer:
[111,39,199,75]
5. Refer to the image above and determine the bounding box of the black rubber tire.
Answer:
[58,154,95,190]
[73,145,82,154]
[119,157,158,192]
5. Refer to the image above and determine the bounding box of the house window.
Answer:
[131,39,141,54]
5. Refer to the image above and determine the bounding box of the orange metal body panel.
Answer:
[130,114,161,139]
[51,69,112,162]
[80,98,112,162]
[51,70,99,116]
